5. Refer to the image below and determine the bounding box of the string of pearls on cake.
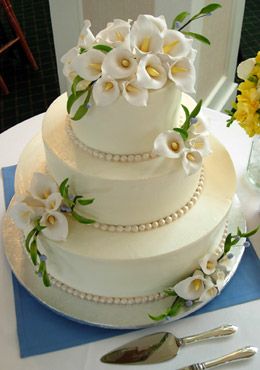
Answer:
[48,222,228,305]
[91,167,205,233]
[66,116,157,162]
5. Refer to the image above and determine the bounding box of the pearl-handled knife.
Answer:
[177,346,257,370]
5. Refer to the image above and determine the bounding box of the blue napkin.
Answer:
[2,165,260,358]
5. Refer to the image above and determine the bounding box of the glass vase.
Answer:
[247,135,260,188]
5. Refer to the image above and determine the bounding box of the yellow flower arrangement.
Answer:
[227,51,260,137]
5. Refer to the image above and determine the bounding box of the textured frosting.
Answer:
[41,94,201,225]
[70,82,182,154]
[15,130,236,298]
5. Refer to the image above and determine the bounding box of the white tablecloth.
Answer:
[0,108,259,370]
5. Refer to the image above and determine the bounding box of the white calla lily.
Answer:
[199,253,218,275]
[92,75,120,106]
[188,135,212,157]
[211,269,226,291]
[122,79,148,106]
[174,270,206,300]
[30,173,59,202]
[137,54,167,89]
[218,254,234,272]
[102,47,137,79]
[182,149,202,175]
[198,277,218,302]
[8,202,35,231]
[168,57,195,93]
[96,19,131,48]
[140,15,168,34]
[130,15,163,56]
[161,30,192,59]
[77,20,95,49]
[71,49,105,81]
[153,131,185,158]
[44,192,63,211]
[237,57,255,80]
[41,211,68,241]
[61,47,78,82]
[189,115,208,136]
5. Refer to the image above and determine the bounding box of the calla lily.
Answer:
[189,115,208,136]
[61,47,78,82]
[211,269,226,291]
[77,20,95,49]
[130,15,163,56]
[121,79,148,106]
[96,19,131,48]
[140,15,168,34]
[102,47,137,79]
[161,30,192,60]
[30,173,59,202]
[198,277,218,302]
[71,49,105,81]
[137,54,167,89]
[44,192,63,211]
[174,270,206,300]
[92,75,120,106]
[168,57,195,93]
[237,57,255,80]
[188,135,212,157]
[218,254,234,272]
[182,149,202,175]
[41,211,68,241]
[153,131,185,158]
[199,253,218,275]
[8,202,35,231]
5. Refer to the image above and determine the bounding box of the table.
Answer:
[0,108,259,370]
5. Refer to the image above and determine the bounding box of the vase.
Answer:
[247,135,260,188]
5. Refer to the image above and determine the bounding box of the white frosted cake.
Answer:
[8,15,236,309]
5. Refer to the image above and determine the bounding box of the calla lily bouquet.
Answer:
[226,51,260,137]
[61,4,221,120]
[9,173,95,286]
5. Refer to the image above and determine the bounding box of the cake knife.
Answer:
[177,346,257,369]
[100,324,237,365]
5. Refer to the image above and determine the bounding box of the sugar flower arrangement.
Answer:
[61,4,221,120]
[226,51,260,137]
[8,173,95,286]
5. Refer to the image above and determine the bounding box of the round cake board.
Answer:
[3,195,245,329]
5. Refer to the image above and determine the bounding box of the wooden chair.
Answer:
[0,0,38,94]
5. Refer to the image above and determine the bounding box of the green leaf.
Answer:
[174,127,188,140]
[164,288,177,297]
[79,47,87,54]
[168,298,185,317]
[30,239,38,266]
[77,198,95,206]
[71,210,96,224]
[190,99,202,118]
[93,44,113,53]
[199,3,222,15]
[71,84,93,121]
[71,75,83,96]
[148,312,168,321]
[183,31,210,45]
[67,90,86,114]
[38,260,45,274]
[59,178,69,198]
[43,269,51,287]
[237,225,259,238]
[25,228,36,252]
[171,11,190,29]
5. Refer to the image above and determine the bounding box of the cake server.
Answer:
[177,346,257,369]
[100,324,237,365]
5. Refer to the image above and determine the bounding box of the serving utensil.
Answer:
[178,346,257,369]
[100,324,237,365]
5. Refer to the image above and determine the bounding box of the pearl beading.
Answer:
[91,167,205,233]
[66,116,157,162]
[47,222,228,305]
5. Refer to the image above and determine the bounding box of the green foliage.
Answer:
[182,32,210,45]
[71,75,83,96]
[171,11,190,29]
[173,100,202,141]
[93,44,113,52]
[224,226,259,254]
[149,297,185,321]
[71,83,93,121]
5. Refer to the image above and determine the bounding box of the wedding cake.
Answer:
[8,15,236,308]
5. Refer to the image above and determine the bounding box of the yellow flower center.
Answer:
[42,190,51,199]
[139,37,150,52]
[146,65,160,78]
[192,140,204,149]
[126,84,139,93]
[187,153,196,161]
[192,279,202,291]
[206,261,215,270]
[171,141,179,152]
[104,81,114,91]
[121,58,130,68]
[115,31,124,42]
[171,66,188,74]
[163,40,179,54]
[89,63,102,72]
[47,215,56,225]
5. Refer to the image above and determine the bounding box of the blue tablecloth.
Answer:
[2,165,260,358]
